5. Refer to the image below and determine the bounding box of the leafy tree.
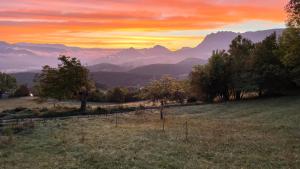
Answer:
[14,85,30,97]
[36,56,94,112]
[123,88,142,102]
[252,33,288,95]
[143,76,177,120]
[171,80,188,104]
[228,35,254,100]
[190,50,230,102]
[190,65,211,101]
[286,0,300,28]
[106,87,126,103]
[208,50,231,101]
[279,1,300,88]
[88,89,106,102]
[0,72,17,96]
[280,31,300,87]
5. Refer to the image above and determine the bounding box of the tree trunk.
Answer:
[224,92,229,102]
[258,90,262,97]
[80,99,87,113]
[80,90,88,113]
[160,100,164,120]
[235,91,241,100]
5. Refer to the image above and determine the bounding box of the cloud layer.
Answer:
[0,0,287,49]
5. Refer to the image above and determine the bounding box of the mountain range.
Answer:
[1,29,283,73]
[3,28,284,87]
[11,57,206,88]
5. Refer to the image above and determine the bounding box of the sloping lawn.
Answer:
[1,96,299,169]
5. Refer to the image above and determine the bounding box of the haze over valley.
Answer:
[1,29,283,73]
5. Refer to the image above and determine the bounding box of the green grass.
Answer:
[1,96,300,169]
[0,97,152,112]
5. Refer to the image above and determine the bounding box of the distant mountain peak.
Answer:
[113,47,143,57]
[153,45,167,49]
[0,28,285,72]
[0,41,10,47]
[140,44,171,56]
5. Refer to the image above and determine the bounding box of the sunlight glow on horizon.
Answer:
[0,0,287,50]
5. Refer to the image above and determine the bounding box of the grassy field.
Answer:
[0,97,153,112]
[0,96,300,168]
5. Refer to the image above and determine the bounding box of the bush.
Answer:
[93,107,109,114]
[13,85,30,97]
[88,89,106,102]
[187,96,198,103]
[106,88,126,103]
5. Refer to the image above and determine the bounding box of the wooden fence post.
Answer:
[162,118,165,132]
[185,121,188,142]
[115,113,118,127]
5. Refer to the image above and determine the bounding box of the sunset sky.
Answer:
[0,0,287,50]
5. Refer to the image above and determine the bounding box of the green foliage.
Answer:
[228,35,254,99]
[0,72,17,95]
[108,87,142,103]
[37,56,90,100]
[190,65,210,101]
[280,28,300,86]
[190,50,230,102]
[87,89,106,102]
[35,55,94,112]
[171,80,189,104]
[143,76,188,119]
[190,32,300,102]
[36,56,92,100]
[286,0,300,28]
[252,32,288,95]
[106,87,127,103]
[143,76,187,104]
[13,85,30,97]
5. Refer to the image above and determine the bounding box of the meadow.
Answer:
[0,96,300,169]
[0,97,153,112]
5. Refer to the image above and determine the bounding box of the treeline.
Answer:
[0,72,31,98]
[88,87,141,103]
[189,1,300,102]
[88,78,190,104]
[190,30,300,102]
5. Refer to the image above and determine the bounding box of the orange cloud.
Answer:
[0,0,287,49]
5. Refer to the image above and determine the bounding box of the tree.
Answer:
[190,65,211,101]
[106,87,126,103]
[286,0,300,28]
[14,85,30,97]
[228,35,254,100]
[190,50,231,102]
[36,56,94,112]
[143,76,177,120]
[0,72,17,96]
[88,89,106,102]
[171,80,188,104]
[252,33,287,95]
[280,1,300,87]
[280,28,300,87]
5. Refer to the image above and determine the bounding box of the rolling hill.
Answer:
[11,57,206,88]
[128,58,207,77]
[87,63,131,72]
[7,28,285,87]
[90,71,154,88]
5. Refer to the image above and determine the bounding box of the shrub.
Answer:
[187,96,198,103]
[13,85,30,97]
[88,89,106,102]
